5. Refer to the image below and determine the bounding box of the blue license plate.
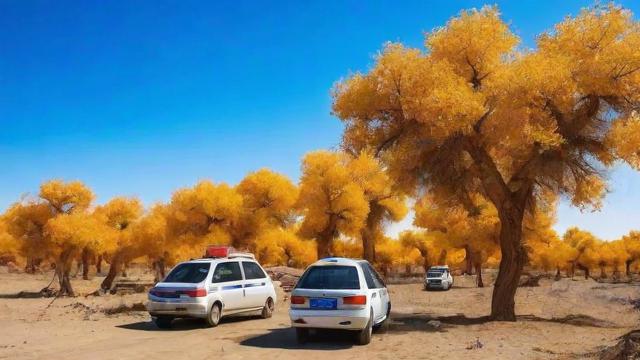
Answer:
[310,298,337,310]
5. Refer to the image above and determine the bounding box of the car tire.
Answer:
[356,309,373,345]
[261,297,274,319]
[206,303,221,327]
[153,316,173,329]
[295,328,309,344]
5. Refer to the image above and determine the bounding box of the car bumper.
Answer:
[147,299,208,318]
[425,281,446,288]
[289,308,370,330]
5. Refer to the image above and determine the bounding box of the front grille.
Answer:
[428,279,442,285]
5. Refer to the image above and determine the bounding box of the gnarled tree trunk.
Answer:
[626,259,633,276]
[419,249,430,272]
[490,202,526,321]
[57,250,75,296]
[362,203,384,263]
[474,259,484,287]
[81,247,90,280]
[316,216,337,260]
[153,257,166,283]
[464,245,474,275]
[101,253,122,291]
[96,254,103,274]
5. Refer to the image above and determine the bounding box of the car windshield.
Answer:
[427,269,445,277]
[164,263,211,283]
[297,265,360,290]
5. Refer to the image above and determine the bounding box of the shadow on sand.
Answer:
[239,327,355,350]
[117,314,264,332]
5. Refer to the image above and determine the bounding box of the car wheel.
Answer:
[206,303,221,327]
[295,328,309,344]
[153,316,173,329]
[261,297,274,319]
[356,309,373,345]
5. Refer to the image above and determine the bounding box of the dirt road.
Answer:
[0,269,638,359]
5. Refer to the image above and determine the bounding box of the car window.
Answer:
[427,269,445,277]
[362,262,385,289]
[297,265,360,290]
[211,262,243,283]
[242,262,267,280]
[164,263,210,283]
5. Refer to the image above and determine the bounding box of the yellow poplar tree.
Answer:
[622,231,640,275]
[96,197,143,291]
[234,169,299,249]
[332,4,640,320]
[563,227,600,279]
[45,212,110,295]
[253,227,316,267]
[3,201,53,272]
[297,151,369,259]
[348,151,407,263]
[166,180,243,253]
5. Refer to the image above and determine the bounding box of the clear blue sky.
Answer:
[1,0,639,240]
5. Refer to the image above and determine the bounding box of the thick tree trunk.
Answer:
[437,249,447,265]
[317,218,337,260]
[96,255,103,274]
[464,245,474,275]
[153,258,166,283]
[81,247,90,280]
[362,203,383,263]
[555,267,561,281]
[57,251,75,296]
[101,253,121,291]
[490,204,526,321]
[576,263,590,279]
[420,250,430,273]
[475,261,484,288]
[600,265,607,279]
[316,234,333,259]
[626,260,632,276]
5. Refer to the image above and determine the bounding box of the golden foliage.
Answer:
[297,151,369,257]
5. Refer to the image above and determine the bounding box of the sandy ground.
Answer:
[0,267,638,360]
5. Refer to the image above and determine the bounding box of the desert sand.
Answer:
[0,267,638,360]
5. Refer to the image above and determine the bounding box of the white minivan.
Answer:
[147,247,277,328]
[289,258,391,345]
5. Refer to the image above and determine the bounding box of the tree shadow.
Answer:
[238,327,354,350]
[0,291,52,299]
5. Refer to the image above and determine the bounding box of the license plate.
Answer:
[310,298,337,310]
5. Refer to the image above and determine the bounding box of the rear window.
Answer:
[297,265,360,290]
[164,263,210,283]
[427,269,445,277]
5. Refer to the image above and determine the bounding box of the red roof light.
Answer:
[205,245,235,258]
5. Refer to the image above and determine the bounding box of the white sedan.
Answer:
[289,257,391,345]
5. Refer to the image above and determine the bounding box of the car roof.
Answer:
[429,265,450,269]
[310,257,366,267]
[182,256,258,264]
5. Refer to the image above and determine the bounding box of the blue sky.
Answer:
[1,0,639,241]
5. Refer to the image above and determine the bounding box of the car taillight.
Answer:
[290,296,306,304]
[183,288,207,297]
[343,295,367,305]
